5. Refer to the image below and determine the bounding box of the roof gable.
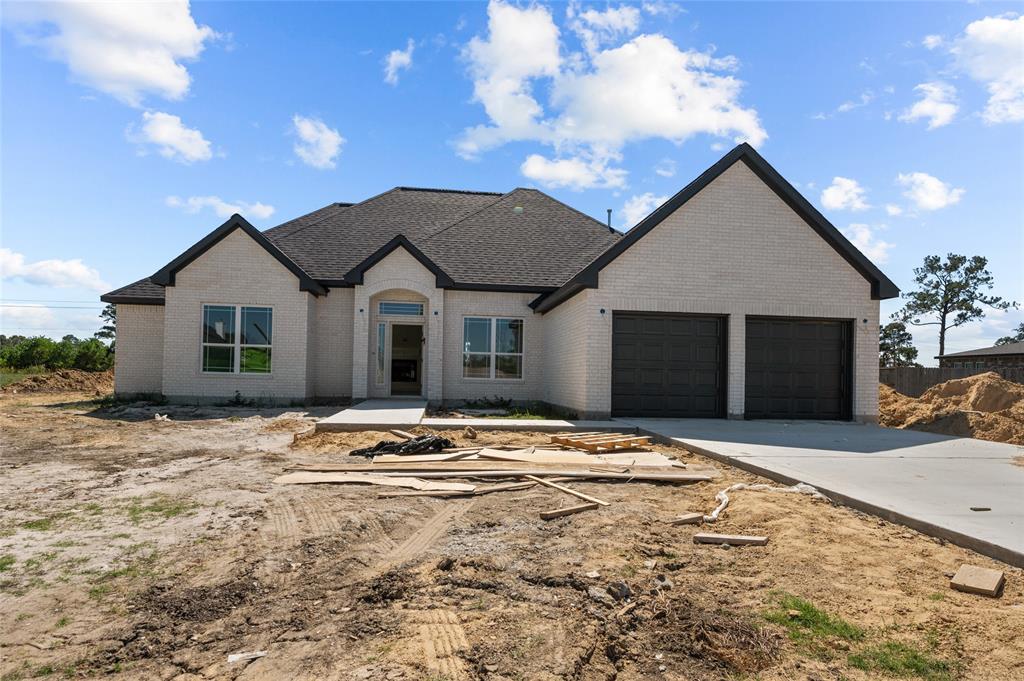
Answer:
[343,235,454,288]
[151,214,325,296]
[532,143,900,313]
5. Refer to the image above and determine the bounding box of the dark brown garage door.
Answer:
[745,317,852,420]
[612,313,725,418]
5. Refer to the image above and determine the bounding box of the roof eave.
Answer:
[342,235,455,288]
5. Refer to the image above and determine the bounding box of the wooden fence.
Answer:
[880,366,1024,397]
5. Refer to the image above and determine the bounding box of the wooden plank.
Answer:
[524,475,611,506]
[668,512,704,526]
[540,502,599,520]
[693,533,768,546]
[477,448,604,465]
[377,490,476,498]
[373,451,477,463]
[273,472,476,492]
[950,564,1005,597]
[289,466,713,483]
[389,429,417,441]
[291,461,695,474]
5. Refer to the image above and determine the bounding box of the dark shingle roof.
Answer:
[101,187,620,303]
[938,341,1024,358]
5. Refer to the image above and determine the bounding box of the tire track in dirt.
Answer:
[413,609,470,680]
[380,499,474,569]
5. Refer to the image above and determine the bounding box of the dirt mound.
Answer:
[2,368,114,394]
[879,372,1024,445]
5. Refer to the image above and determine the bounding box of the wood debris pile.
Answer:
[276,430,718,520]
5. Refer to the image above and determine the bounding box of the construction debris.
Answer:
[227,650,267,663]
[693,533,769,547]
[524,475,611,506]
[349,434,456,458]
[950,564,1006,597]
[540,502,600,520]
[550,432,651,452]
[669,512,704,526]
[704,482,828,522]
[273,471,475,492]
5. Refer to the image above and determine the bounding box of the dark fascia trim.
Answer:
[99,294,165,306]
[534,143,900,314]
[343,235,455,288]
[151,214,326,296]
[319,279,554,294]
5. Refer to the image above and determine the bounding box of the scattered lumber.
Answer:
[540,502,599,520]
[273,471,475,492]
[668,512,704,526]
[290,463,712,483]
[524,475,610,506]
[550,432,651,452]
[228,650,267,664]
[950,564,1005,597]
[389,429,417,441]
[372,451,477,463]
[693,533,768,546]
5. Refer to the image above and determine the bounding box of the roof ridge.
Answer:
[422,189,515,240]
[396,186,503,196]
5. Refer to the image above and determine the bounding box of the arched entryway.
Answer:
[367,289,429,398]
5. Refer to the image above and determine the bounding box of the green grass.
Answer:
[927,592,945,601]
[125,495,197,524]
[20,518,55,531]
[849,641,955,680]
[0,368,46,388]
[0,555,14,572]
[765,593,865,644]
[55,616,69,628]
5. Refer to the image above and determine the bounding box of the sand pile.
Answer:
[879,372,1024,445]
[2,369,114,394]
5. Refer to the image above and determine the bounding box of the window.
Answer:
[376,322,386,384]
[462,317,523,379]
[379,301,424,316]
[202,304,272,373]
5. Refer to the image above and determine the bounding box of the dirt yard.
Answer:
[1,391,1022,680]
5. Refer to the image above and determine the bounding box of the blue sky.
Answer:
[2,1,1022,365]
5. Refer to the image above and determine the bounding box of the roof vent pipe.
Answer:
[606,208,613,230]
[513,206,524,215]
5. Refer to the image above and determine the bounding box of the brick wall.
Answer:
[541,289,592,416]
[161,229,314,403]
[442,290,545,403]
[313,287,353,399]
[565,161,881,421]
[114,304,165,395]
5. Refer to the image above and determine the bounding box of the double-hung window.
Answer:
[462,317,523,379]
[202,304,273,374]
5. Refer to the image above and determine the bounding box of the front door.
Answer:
[390,324,423,396]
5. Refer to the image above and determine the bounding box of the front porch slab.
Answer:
[316,399,427,431]
[420,418,626,433]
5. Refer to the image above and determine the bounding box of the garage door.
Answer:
[612,313,725,418]
[745,317,852,420]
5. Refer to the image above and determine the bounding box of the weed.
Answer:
[226,415,242,422]
[55,616,69,628]
[764,593,864,659]
[125,495,197,524]
[849,641,955,680]
[88,584,112,600]
[35,666,54,676]
[927,592,945,601]
[15,613,32,621]
[81,503,104,516]
[21,518,55,531]
[0,555,14,572]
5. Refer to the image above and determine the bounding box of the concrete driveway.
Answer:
[619,418,1024,568]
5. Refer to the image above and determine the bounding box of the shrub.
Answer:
[0,335,112,372]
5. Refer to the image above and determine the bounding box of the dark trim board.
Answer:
[151,214,326,296]
[342,235,454,288]
[533,143,899,313]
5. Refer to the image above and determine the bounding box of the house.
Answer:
[101,144,898,421]
[936,341,1024,368]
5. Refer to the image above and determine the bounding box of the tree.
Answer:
[879,322,920,367]
[995,322,1024,346]
[94,304,116,350]
[893,254,1018,357]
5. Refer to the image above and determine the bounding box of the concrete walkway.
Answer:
[316,399,427,431]
[421,417,624,433]
[620,418,1024,568]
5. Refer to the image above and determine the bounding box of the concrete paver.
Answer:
[619,418,1024,567]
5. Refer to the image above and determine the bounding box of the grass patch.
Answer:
[927,592,945,601]
[125,495,197,525]
[88,584,112,600]
[55,616,69,628]
[849,641,955,680]
[0,368,46,388]
[0,555,15,572]
[21,518,55,531]
[764,593,864,660]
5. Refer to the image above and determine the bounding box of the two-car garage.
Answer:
[611,312,852,420]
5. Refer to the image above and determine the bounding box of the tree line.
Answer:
[880,254,1021,367]
[0,304,116,372]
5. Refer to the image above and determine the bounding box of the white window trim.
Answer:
[461,316,524,381]
[200,303,274,376]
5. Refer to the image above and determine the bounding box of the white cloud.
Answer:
[899,82,958,129]
[897,172,965,210]
[621,192,669,228]
[458,1,765,184]
[654,158,676,177]
[820,177,870,211]
[129,111,212,163]
[520,153,627,190]
[0,248,109,291]
[641,1,685,19]
[922,34,944,50]
[291,115,345,169]
[841,224,893,263]
[567,3,641,55]
[949,14,1024,123]
[0,305,59,332]
[384,38,415,85]
[5,1,217,107]
[836,90,875,113]
[885,203,903,216]
[166,195,275,220]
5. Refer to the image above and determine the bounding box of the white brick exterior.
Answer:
[112,161,882,419]
[113,304,164,395]
[160,229,315,403]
